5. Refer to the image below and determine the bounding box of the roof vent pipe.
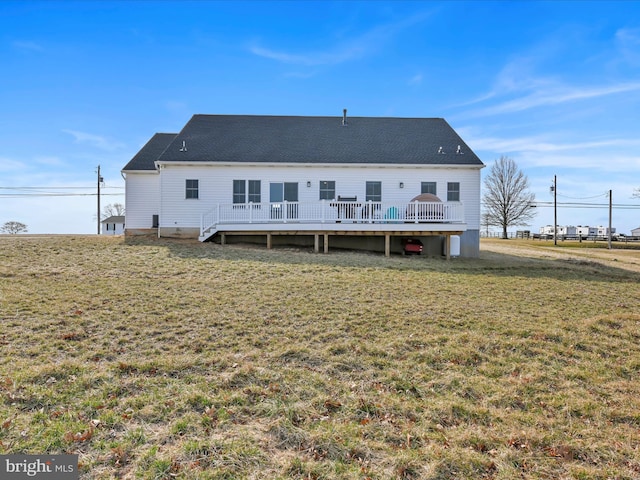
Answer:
[342,108,347,126]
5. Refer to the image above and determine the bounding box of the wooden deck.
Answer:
[199,200,466,258]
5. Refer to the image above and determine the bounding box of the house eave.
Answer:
[122,169,159,174]
[154,160,484,169]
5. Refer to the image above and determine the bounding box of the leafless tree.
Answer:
[482,156,536,239]
[101,203,125,220]
[1,221,28,234]
[481,212,493,237]
[633,188,639,199]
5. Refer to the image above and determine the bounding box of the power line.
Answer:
[556,192,608,200]
[0,186,123,190]
[532,201,640,208]
[0,184,124,199]
[531,202,640,210]
[0,193,123,198]
[483,200,640,210]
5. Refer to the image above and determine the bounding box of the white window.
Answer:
[233,180,261,203]
[447,182,460,201]
[186,179,199,199]
[365,181,382,202]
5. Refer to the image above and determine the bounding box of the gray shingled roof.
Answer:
[122,133,177,171]
[124,114,483,170]
[101,215,125,224]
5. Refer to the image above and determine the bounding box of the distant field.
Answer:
[1,236,639,479]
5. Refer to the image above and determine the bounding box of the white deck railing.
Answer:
[201,201,464,237]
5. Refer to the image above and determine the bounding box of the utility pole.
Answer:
[608,189,612,250]
[97,165,103,235]
[550,175,557,246]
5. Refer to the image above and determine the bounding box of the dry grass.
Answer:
[1,235,639,479]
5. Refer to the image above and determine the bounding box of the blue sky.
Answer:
[1,0,639,234]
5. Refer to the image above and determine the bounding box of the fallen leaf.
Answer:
[64,427,94,443]
[546,445,574,461]
[324,399,342,412]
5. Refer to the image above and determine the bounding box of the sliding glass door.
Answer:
[270,182,298,219]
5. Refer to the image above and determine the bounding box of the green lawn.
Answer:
[1,235,639,479]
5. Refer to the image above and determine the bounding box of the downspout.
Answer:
[121,171,127,235]
[157,162,162,238]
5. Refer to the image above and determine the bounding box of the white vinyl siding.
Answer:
[124,172,159,229]
[154,163,482,230]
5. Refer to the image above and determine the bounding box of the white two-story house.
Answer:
[122,112,484,257]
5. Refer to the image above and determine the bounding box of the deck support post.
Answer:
[445,234,450,260]
[385,234,390,257]
[266,233,272,250]
[324,233,329,253]
[314,234,319,253]
[220,233,226,245]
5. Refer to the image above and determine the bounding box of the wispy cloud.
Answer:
[0,157,28,172]
[467,131,640,172]
[249,44,363,67]
[408,73,423,86]
[477,82,640,116]
[453,57,555,108]
[282,70,318,79]
[517,151,640,173]
[468,132,640,155]
[249,10,432,67]
[165,100,188,113]
[12,40,43,52]
[36,156,67,167]
[63,130,125,151]
[615,27,640,66]
[458,30,640,117]
[615,27,640,46]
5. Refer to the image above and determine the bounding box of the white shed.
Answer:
[101,216,125,235]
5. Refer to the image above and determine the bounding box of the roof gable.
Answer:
[122,133,177,171]
[124,114,483,170]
